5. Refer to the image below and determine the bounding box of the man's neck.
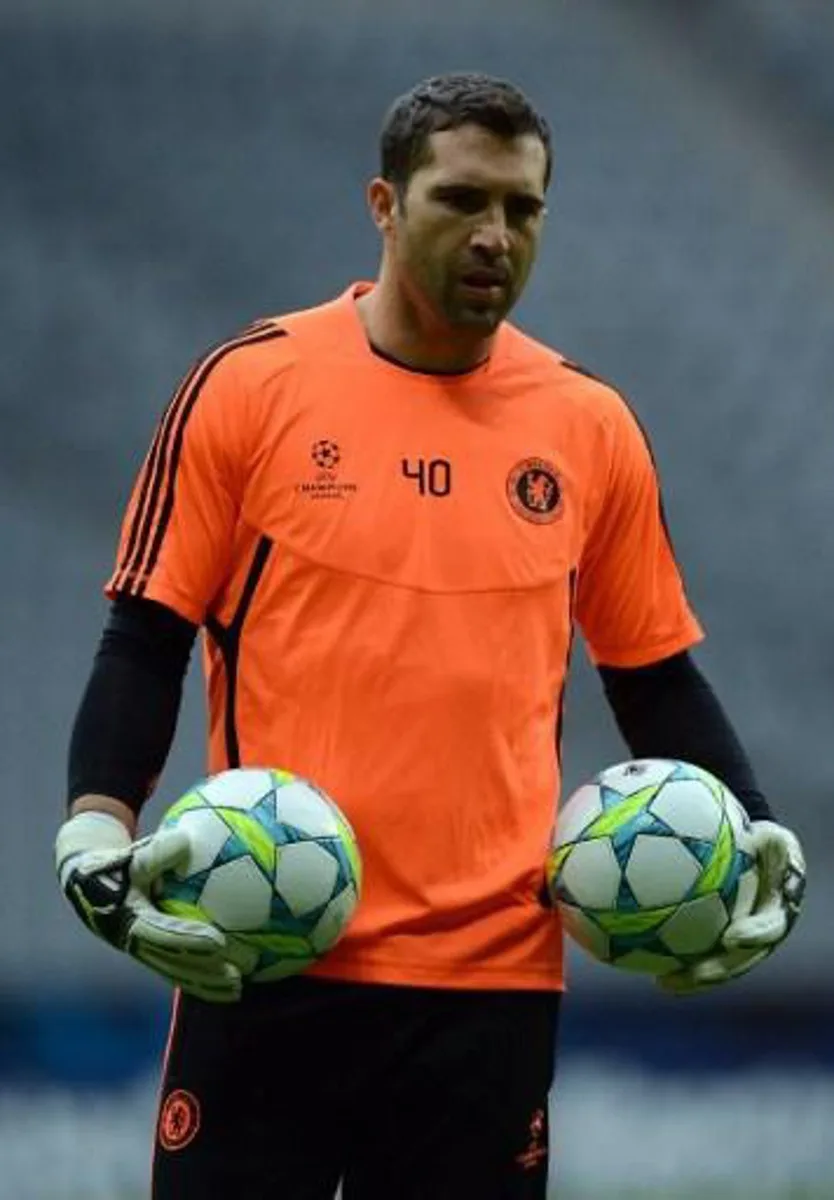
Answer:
[355,280,494,374]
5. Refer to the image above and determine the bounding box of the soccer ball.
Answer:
[154,767,362,983]
[546,759,759,975]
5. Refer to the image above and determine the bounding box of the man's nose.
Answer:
[470,206,511,256]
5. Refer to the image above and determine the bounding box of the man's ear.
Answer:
[367,177,400,234]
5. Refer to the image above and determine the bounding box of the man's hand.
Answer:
[659,820,806,995]
[55,811,242,1002]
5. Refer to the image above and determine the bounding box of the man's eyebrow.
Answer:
[430,182,485,194]
[430,183,544,206]
[507,193,546,211]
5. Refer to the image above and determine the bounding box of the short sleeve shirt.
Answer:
[107,285,703,991]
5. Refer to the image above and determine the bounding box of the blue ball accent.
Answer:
[615,875,643,913]
[167,867,212,906]
[214,831,257,869]
[680,837,719,867]
[599,785,626,811]
[609,809,677,869]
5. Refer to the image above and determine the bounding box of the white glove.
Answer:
[56,811,242,1003]
[659,820,806,995]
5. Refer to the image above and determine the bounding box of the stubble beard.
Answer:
[437,275,516,334]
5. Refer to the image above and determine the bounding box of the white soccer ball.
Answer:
[154,767,362,982]
[546,759,759,975]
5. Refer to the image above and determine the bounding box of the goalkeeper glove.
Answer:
[55,810,242,1003]
[659,819,806,995]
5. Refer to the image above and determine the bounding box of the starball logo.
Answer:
[296,439,358,500]
[311,439,340,470]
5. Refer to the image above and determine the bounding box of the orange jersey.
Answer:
[107,283,703,991]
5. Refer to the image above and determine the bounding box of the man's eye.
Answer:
[506,198,542,223]
[441,190,484,213]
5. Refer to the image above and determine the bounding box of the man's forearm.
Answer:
[67,597,196,815]
[598,650,774,822]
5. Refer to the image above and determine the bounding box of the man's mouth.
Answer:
[460,265,506,285]
[459,268,509,296]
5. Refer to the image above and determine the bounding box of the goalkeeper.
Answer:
[56,72,805,1200]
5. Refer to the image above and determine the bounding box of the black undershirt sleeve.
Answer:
[67,596,198,814]
[70,606,773,823]
[597,651,774,822]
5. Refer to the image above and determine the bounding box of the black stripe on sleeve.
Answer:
[561,357,685,572]
[114,355,205,592]
[135,328,285,597]
[555,567,578,768]
[205,535,274,769]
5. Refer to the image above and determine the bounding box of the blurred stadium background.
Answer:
[3,0,833,1196]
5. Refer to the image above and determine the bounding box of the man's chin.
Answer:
[447,300,509,332]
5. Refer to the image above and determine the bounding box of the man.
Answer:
[56,73,805,1199]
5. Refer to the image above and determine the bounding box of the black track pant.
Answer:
[153,976,561,1200]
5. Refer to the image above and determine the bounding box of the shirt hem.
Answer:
[587,623,704,669]
[308,955,566,993]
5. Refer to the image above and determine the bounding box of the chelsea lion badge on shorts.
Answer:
[158,1088,201,1152]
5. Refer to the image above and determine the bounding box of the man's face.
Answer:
[385,124,548,332]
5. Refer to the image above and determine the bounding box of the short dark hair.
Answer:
[380,72,552,193]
